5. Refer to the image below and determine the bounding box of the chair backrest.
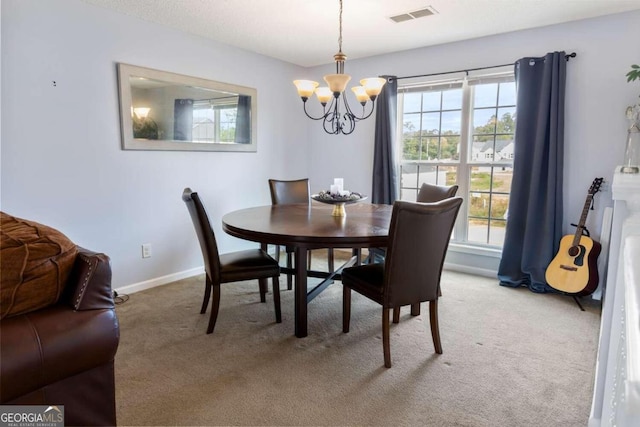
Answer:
[383,198,463,308]
[416,183,459,203]
[182,188,221,282]
[268,178,310,205]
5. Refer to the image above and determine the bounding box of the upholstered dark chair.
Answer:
[417,182,459,203]
[269,178,311,205]
[397,181,460,315]
[182,188,281,334]
[268,178,334,289]
[341,198,463,368]
[365,182,459,288]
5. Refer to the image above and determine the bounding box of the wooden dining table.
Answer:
[222,202,393,337]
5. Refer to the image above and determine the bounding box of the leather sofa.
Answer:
[1,226,120,426]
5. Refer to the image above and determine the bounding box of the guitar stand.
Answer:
[571,296,586,312]
[570,223,591,237]
[565,222,590,311]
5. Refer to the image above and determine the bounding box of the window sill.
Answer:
[448,243,502,258]
[443,243,502,278]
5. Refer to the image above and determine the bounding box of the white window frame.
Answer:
[192,98,238,143]
[396,68,515,251]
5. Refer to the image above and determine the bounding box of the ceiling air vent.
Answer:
[389,6,437,23]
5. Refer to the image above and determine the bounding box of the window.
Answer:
[191,99,238,143]
[398,72,516,247]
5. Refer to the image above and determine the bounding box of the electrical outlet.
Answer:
[142,243,152,258]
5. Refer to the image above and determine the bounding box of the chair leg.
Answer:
[206,284,221,334]
[393,306,400,323]
[286,250,293,290]
[393,304,420,322]
[201,276,212,314]
[383,307,391,368]
[263,242,282,264]
[429,300,443,354]
[342,286,351,333]
[258,278,267,303]
[411,303,421,316]
[272,275,281,323]
[274,244,281,262]
[353,248,362,265]
[328,248,334,272]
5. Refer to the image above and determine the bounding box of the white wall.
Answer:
[2,1,639,289]
[307,10,640,249]
[1,0,308,288]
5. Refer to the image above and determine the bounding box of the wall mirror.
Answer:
[117,63,257,152]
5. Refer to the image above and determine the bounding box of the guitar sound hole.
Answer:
[568,246,580,257]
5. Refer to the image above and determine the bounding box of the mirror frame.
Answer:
[117,63,257,152]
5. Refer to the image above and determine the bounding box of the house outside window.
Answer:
[397,71,516,247]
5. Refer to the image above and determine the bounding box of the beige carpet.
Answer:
[114,255,601,426]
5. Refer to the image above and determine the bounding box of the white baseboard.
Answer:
[443,262,497,279]
[114,266,204,295]
[114,261,495,296]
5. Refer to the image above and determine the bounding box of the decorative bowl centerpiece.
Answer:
[311,191,367,217]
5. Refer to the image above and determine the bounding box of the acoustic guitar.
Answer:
[545,178,603,296]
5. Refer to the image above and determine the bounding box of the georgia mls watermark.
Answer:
[0,405,64,427]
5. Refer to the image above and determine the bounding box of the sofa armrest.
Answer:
[0,307,119,404]
[62,247,114,311]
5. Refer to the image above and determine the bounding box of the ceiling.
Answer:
[81,0,640,67]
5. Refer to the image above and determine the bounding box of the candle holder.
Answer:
[311,191,367,218]
[332,203,347,217]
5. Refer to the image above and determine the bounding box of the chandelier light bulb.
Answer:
[315,87,333,105]
[351,86,370,104]
[133,107,151,119]
[360,78,386,99]
[324,73,352,94]
[294,80,320,99]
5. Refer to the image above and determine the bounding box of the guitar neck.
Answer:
[572,194,593,247]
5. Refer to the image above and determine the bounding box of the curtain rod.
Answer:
[393,52,576,81]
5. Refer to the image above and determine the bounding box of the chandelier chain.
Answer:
[338,0,343,53]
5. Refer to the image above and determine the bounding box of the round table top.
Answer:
[222,202,392,248]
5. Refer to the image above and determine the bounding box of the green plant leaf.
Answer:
[627,66,640,82]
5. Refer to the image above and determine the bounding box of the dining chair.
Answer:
[341,197,463,368]
[399,181,460,314]
[268,178,334,290]
[417,182,459,203]
[365,182,458,272]
[182,188,281,334]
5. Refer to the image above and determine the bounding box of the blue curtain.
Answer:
[498,52,567,293]
[174,99,193,141]
[372,76,399,204]
[369,76,398,263]
[235,95,251,144]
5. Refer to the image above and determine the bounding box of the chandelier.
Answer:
[293,0,386,135]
